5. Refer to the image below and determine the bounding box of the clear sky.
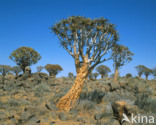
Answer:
[0,0,156,78]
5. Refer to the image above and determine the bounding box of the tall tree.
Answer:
[135,65,146,78]
[9,47,41,73]
[52,16,118,111]
[112,44,133,82]
[96,65,111,78]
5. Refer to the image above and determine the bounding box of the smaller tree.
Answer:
[92,72,99,80]
[45,64,63,77]
[9,46,41,73]
[11,66,22,77]
[112,44,134,82]
[96,65,111,79]
[125,73,132,78]
[37,66,44,73]
[68,72,74,79]
[152,68,156,79]
[0,65,12,83]
[143,67,153,80]
[135,65,145,78]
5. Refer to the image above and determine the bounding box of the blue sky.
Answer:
[0,0,156,78]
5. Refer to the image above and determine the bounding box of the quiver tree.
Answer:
[37,66,44,73]
[0,65,11,84]
[92,72,99,80]
[68,72,74,79]
[143,67,153,80]
[135,65,146,78]
[96,65,111,78]
[112,44,133,82]
[45,64,63,77]
[52,16,118,111]
[9,46,41,73]
[11,66,22,77]
[152,68,156,79]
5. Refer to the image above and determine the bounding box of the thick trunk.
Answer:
[114,67,118,82]
[56,63,88,111]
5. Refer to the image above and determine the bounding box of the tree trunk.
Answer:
[145,75,148,80]
[101,74,104,79]
[56,62,89,111]
[114,67,118,82]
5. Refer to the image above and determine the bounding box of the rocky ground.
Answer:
[0,73,156,125]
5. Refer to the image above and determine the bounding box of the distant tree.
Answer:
[88,72,94,80]
[68,72,74,79]
[92,72,99,80]
[152,68,156,79]
[11,66,22,77]
[0,65,12,83]
[45,64,63,77]
[143,67,153,80]
[112,44,134,82]
[135,65,145,78]
[96,65,111,78]
[9,46,41,73]
[37,66,44,73]
[52,16,118,111]
[125,73,132,78]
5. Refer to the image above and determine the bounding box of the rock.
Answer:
[112,101,128,122]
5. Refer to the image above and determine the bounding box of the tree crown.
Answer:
[52,16,119,72]
[112,44,134,68]
[9,46,41,71]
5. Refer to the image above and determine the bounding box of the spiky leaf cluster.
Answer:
[52,16,119,71]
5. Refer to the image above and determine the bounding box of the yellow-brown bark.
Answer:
[56,62,88,111]
[113,67,119,83]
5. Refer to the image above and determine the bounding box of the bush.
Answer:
[80,90,105,104]
[76,100,95,112]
